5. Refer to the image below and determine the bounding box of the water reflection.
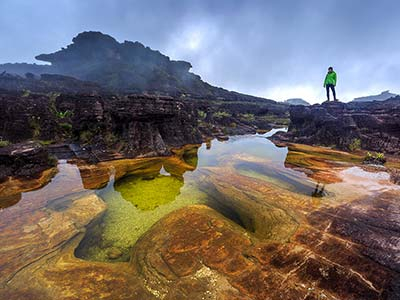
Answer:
[4,128,397,264]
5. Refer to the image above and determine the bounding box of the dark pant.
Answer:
[326,84,336,101]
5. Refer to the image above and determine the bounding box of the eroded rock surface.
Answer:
[271,99,400,154]
[1,140,399,299]
[0,91,202,161]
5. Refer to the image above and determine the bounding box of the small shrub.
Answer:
[22,90,31,97]
[348,138,361,152]
[56,110,73,119]
[104,132,117,146]
[48,155,58,166]
[79,130,93,144]
[197,110,207,119]
[241,113,255,122]
[213,111,231,119]
[0,140,10,147]
[364,152,386,165]
[59,122,72,131]
[29,116,41,138]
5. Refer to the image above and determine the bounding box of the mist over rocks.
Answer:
[0,31,276,102]
[283,98,310,106]
[352,90,398,103]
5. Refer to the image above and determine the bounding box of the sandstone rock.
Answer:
[0,192,106,286]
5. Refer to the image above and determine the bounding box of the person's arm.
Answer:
[323,74,328,87]
[333,72,337,86]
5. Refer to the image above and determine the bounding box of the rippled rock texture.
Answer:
[1,143,399,299]
[272,98,400,154]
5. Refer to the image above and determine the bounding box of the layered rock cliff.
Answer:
[271,99,400,154]
[0,91,202,164]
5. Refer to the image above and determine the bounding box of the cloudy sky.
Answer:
[1,0,399,103]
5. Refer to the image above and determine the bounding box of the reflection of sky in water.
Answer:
[196,129,288,168]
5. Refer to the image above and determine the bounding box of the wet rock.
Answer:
[0,192,106,285]
[216,135,229,141]
[0,141,55,181]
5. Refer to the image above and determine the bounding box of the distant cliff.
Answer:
[0,31,274,102]
[352,90,398,102]
[271,99,400,154]
[283,98,310,106]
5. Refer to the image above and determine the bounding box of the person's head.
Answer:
[328,67,333,73]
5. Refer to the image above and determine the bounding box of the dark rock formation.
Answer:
[0,72,101,94]
[0,91,202,162]
[271,99,400,154]
[0,31,280,103]
[0,142,55,181]
[196,99,289,138]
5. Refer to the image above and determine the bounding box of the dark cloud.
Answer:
[1,0,399,102]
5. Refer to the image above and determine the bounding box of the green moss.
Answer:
[77,174,207,262]
[38,140,54,146]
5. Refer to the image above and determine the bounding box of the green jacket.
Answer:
[324,71,337,87]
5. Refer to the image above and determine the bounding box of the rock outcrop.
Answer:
[0,91,202,162]
[271,99,400,154]
[0,142,56,182]
[0,72,101,94]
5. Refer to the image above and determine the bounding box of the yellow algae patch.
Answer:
[114,175,183,210]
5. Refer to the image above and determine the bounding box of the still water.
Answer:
[2,129,397,264]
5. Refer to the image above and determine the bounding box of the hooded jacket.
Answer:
[324,71,337,87]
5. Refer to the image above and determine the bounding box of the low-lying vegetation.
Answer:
[363,151,386,165]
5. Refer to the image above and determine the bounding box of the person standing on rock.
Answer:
[323,67,337,101]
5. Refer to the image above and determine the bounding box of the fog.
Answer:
[1,0,399,103]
